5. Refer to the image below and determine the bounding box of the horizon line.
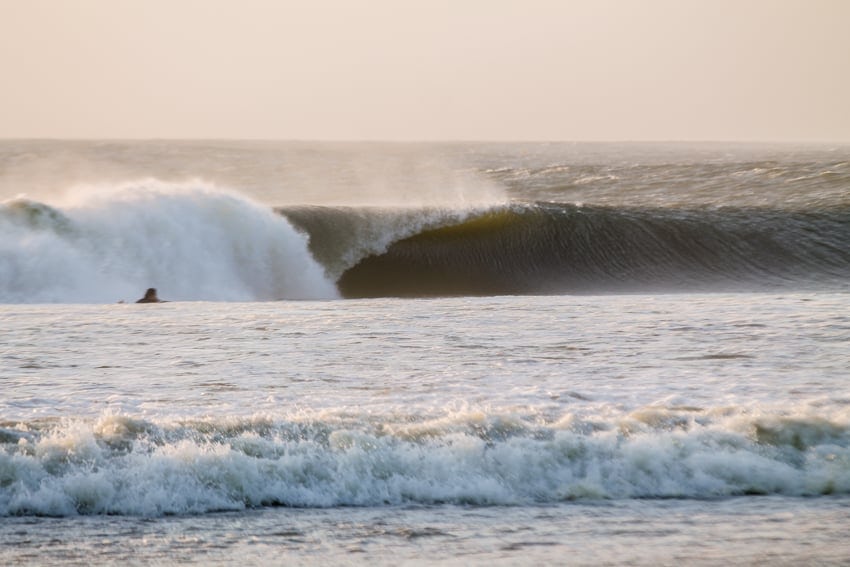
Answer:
[2,137,849,146]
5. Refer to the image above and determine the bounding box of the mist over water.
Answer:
[0,140,508,207]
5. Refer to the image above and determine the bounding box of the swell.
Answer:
[290,202,850,298]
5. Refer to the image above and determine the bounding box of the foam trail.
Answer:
[0,181,338,303]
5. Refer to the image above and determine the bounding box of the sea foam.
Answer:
[0,181,338,303]
[1,409,847,516]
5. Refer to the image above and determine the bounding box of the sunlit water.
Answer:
[2,141,849,564]
[2,294,849,564]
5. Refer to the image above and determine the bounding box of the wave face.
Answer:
[280,205,482,281]
[0,182,338,303]
[1,409,848,516]
[283,202,850,298]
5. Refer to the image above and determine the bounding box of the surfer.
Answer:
[136,288,164,303]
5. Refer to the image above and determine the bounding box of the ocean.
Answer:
[1,140,849,565]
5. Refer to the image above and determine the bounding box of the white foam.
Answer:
[1,409,847,516]
[0,181,338,302]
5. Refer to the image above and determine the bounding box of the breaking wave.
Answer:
[0,181,338,303]
[2,180,848,303]
[284,202,850,298]
[1,408,848,516]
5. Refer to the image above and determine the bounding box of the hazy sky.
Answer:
[1,0,848,141]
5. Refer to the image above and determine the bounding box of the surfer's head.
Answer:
[136,288,162,303]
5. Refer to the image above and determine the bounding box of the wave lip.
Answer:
[1,410,848,517]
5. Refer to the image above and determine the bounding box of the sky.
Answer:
[1,0,848,141]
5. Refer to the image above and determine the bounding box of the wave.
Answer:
[282,202,850,298]
[1,408,848,516]
[0,181,338,303]
[2,181,848,302]
[280,205,483,281]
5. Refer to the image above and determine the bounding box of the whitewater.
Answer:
[1,141,849,565]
